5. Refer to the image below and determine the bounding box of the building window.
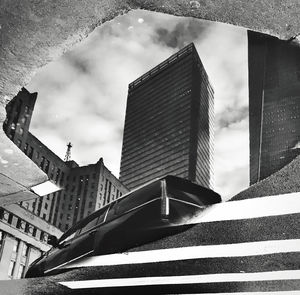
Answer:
[0,208,4,220]
[7,213,13,224]
[50,166,55,179]
[8,239,20,277]
[23,143,28,154]
[16,219,26,231]
[45,160,50,173]
[40,232,47,242]
[17,243,28,279]
[60,172,65,186]
[22,243,28,257]
[28,147,34,159]
[37,197,43,216]
[12,239,20,253]
[40,156,45,169]
[8,260,16,277]
[0,231,5,260]
[32,228,37,237]
[25,223,31,234]
[55,169,61,183]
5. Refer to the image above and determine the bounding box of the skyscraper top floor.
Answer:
[128,43,213,93]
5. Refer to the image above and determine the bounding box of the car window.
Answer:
[77,207,108,235]
[105,202,118,222]
[77,218,98,235]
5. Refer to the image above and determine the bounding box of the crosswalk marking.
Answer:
[62,238,300,269]
[186,192,300,224]
[59,270,300,289]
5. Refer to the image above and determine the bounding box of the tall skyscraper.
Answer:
[248,31,300,185]
[120,43,214,190]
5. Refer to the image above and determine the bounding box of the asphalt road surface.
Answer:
[1,192,300,294]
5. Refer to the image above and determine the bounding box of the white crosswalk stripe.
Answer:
[60,270,300,289]
[62,239,300,268]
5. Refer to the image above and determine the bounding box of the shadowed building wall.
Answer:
[120,43,214,190]
[248,31,300,185]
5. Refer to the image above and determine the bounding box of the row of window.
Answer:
[0,208,49,244]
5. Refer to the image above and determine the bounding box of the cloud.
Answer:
[217,106,248,129]
[153,19,210,49]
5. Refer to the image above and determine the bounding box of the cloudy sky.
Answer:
[27,10,248,200]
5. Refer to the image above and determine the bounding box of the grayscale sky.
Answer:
[27,10,248,200]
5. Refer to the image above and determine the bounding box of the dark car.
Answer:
[25,175,221,278]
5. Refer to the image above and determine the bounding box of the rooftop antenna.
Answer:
[64,142,72,162]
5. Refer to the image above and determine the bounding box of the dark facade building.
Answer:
[248,31,300,185]
[1,88,128,279]
[120,43,214,190]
